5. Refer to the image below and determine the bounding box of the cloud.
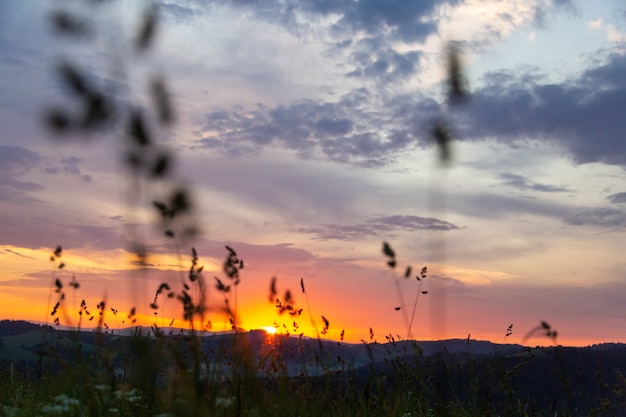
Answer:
[218,0,574,46]
[430,274,475,293]
[434,0,577,54]
[463,52,626,166]
[498,173,572,193]
[186,0,600,168]
[217,0,448,42]
[298,224,377,241]
[60,156,94,183]
[0,145,40,172]
[564,207,626,228]
[448,189,569,221]
[607,192,626,204]
[372,215,461,231]
[346,46,421,81]
[157,2,198,22]
[0,248,37,260]
[587,18,603,29]
[298,214,462,241]
[196,88,441,166]
[196,239,318,267]
[331,0,442,39]
[176,0,442,84]
[0,213,128,251]
[0,145,45,198]
[0,146,95,211]
[0,178,43,193]
[606,24,626,44]
[216,0,574,84]
[531,0,577,28]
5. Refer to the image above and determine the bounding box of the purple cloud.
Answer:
[298,214,462,241]
[463,53,626,166]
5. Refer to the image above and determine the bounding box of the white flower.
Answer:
[215,396,236,408]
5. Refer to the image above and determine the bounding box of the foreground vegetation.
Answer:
[2,317,626,416]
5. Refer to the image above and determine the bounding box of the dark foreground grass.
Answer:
[3,333,625,417]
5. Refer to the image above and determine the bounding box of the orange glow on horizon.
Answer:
[2,244,626,349]
[0,297,617,348]
[262,326,277,334]
[0,244,223,280]
[2,290,621,348]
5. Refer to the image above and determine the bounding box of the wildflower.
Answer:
[215,396,236,408]
[41,395,81,415]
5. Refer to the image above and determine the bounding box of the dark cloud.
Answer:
[298,214,462,241]
[448,187,626,231]
[0,178,43,192]
[0,145,41,171]
[0,145,45,198]
[218,0,448,42]
[372,215,461,231]
[564,207,626,228]
[0,248,37,260]
[196,88,441,166]
[175,0,574,83]
[532,0,578,28]
[157,2,198,22]
[430,274,475,294]
[607,192,626,204]
[61,156,94,183]
[192,0,443,82]
[499,173,572,193]
[0,187,42,206]
[0,213,128,251]
[201,240,317,266]
[464,53,626,166]
[346,47,421,82]
[0,146,93,206]
[448,189,569,221]
[297,224,378,241]
[194,27,626,169]
[328,0,444,41]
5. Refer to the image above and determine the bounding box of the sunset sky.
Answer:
[1,0,626,346]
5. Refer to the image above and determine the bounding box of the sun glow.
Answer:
[262,326,277,334]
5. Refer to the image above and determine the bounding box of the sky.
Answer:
[1,0,626,346]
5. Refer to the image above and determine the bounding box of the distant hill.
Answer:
[0,320,529,371]
[2,319,623,359]
[0,320,53,337]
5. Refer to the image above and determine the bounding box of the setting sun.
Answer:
[262,326,277,335]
